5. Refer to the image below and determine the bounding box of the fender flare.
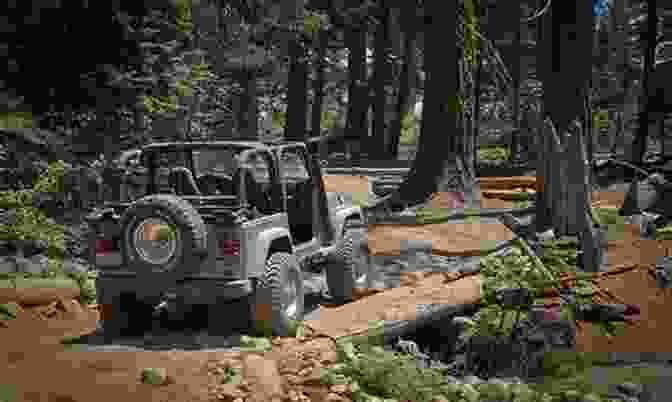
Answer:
[333,205,365,238]
[249,227,293,275]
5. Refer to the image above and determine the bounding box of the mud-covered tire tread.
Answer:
[255,252,304,337]
[326,218,368,304]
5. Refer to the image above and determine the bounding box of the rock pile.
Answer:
[0,236,88,277]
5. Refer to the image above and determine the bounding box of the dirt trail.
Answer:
[1,180,670,402]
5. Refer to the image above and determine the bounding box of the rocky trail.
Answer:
[2,174,672,402]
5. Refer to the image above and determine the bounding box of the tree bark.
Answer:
[629,0,657,165]
[395,0,459,207]
[238,69,258,140]
[388,5,417,159]
[537,0,600,270]
[285,39,309,141]
[510,5,522,162]
[311,29,328,157]
[371,1,391,159]
[344,19,369,162]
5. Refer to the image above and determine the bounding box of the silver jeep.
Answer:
[87,140,371,337]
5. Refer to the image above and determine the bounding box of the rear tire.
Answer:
[253,252,304,337]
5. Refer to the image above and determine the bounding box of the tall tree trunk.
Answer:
[394,0,458,207]
[388,10,417,158]
[283,0,308,141]
[629,0,657,165]
[610,0,631,154]
[510,5,522,162]
[285,39,309,141]
[344,23,369,162]
[538,0,603,270]
[238,70,258,140]
[311,28,327,159]
[370,1,391,159]
[473,54,483,168]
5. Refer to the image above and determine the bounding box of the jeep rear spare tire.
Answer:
[120,194,208,296]
[253,252,304,337]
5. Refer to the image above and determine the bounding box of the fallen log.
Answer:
[477,176,537,191]
[334,302,479,347]
[482,189,535,201]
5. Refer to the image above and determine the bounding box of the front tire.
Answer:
[326,220,371,303]
[253,252,304,337]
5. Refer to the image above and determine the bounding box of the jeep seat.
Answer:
[169,166,202,196]
[234,168,267,212]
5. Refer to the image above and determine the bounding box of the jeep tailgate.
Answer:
[196,223,243,279]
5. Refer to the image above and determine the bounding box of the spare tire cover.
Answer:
[120,194,208,295]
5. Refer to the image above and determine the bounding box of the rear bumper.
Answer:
[96,273,254,306]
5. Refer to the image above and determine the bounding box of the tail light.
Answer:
[96,239,116,254]
[220,239,240,256]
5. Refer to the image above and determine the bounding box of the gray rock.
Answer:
[443,375,461,384]
[0,240,12,256]
[399,239,433,254]
[14,256,47,275]
[486,378,511,387]
[62,259,89,275]
[499,376,524,385]
[0,256,16,274]
[458,262,482,275]
[0,208,17,226]
[452,316,476,329]
[655,257,672,290]
[461,375,483,385]
[617,382,645,398]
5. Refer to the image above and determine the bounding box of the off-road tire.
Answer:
[120,194,208,297]
[253,252,304,337]
[326,219,370,304]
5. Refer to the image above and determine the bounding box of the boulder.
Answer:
[62,259,89,276]
[0,256,16,274]
[0,209,17,226]
[14,256,48,276]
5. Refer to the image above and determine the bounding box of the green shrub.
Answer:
[0,161,67,257]
[0,383,17,402]
[399,113,418,145]
[0,112,35,129]
[0,161,96,304]
[478,145,510,162]
[140,368,167,385]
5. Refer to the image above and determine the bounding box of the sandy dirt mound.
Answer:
[323,174,369,194]
[368,221,515,257]
[478,176,536,190]
[0,286,80,305]
[591,190,626,209]
[322,175,529,210]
